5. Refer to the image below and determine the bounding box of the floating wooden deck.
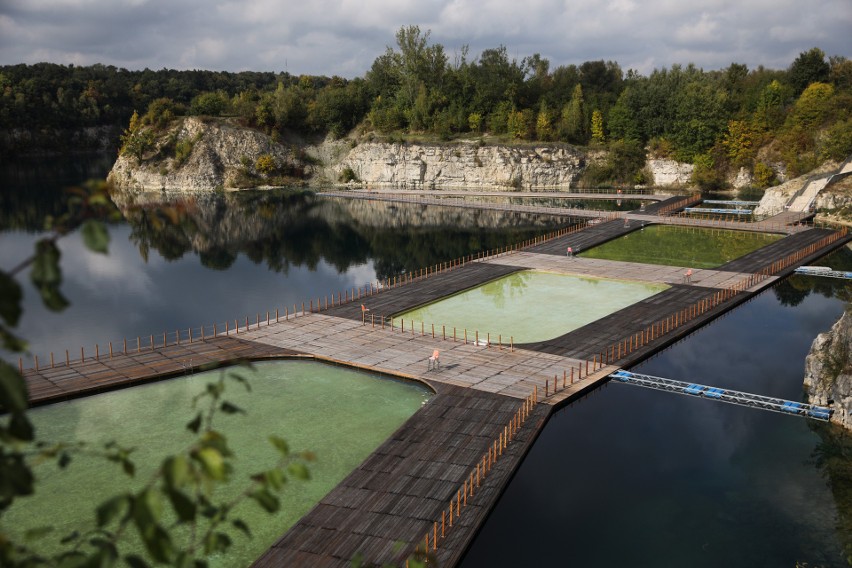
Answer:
[18,198,851,567]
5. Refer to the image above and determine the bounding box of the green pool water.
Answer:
[396,270,668,343]
[578,224,781,268]
[6,361,431,566]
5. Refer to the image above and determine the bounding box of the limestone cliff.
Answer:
[804,307,852,430]
[107,117,306,192]
[753,161,840,216]
[324,141,585,190]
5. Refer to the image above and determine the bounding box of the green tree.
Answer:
[561,84,586,143]
[788,47,830,95]
[788,82,835,130]
[190,91,230,116]
[590,109,605,145]
[722,119,758,168]
[535,103,554,141]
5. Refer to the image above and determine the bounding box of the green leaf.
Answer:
[166,488,196,523]
[250,489,280,513]
[263,469,286,491]
[0,360,29,413]
[0,324,28,352]
[137,524,173,564]
[30,240,62,287]
[219,401,244,415]
[163,455,190,489]
[231,518,251,538]
[80,220,110,254]
[133,488,164,526]
[38,283,69,312]
[203,532,232,555]
[97,495,130,528]
[186,412,202,434]
[268,435,289,457]
[287,462,310,481]
[200,430,231,456]
[122,457,136,478]
[193,447,226,481]
[9,410,34,441]
[0,271,22,327]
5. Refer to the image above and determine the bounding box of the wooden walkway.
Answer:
[18,198,852,567]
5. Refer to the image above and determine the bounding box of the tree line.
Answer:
[2,26,851,186]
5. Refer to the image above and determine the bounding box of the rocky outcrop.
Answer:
[647,159,693,187]
[804,308,852,430]
[108,117,303,192]
[328,141,584,190]
[754,161,841,216]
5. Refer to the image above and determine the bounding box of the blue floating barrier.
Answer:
[705,388,723,399]
[684,384,705,395]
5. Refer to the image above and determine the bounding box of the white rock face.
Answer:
[108,117,301,192]
[647,159,693,187]
[730,167,753,189]
[333,142,584,190]
[804,308,852,431]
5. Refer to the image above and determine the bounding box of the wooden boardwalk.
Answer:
[18,198,851,567]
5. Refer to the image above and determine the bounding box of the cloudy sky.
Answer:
[1,0,850,78]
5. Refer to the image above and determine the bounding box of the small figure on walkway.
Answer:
[567,246,573,257]
[428,349,440,371]
[684,268,693,284]
[361,304,370,313]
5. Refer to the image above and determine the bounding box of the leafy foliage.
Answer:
[3,37,851,187]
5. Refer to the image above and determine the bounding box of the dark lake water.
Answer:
[3,156,851,567]
[0,156,566,361]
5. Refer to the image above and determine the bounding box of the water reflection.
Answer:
[460,262,850,568]
[0,158,570,360]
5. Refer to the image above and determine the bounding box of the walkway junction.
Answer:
[20,191,851,567]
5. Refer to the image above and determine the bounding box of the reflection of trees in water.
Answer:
[808,420,852,564]
[116,189,567,279]
[479,272,533,309]
[773,246,852,307]
[0,156,114,231]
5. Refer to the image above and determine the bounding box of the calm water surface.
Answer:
[460,269,852,568]
[0,157,565,362]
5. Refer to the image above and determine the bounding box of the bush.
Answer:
[255,154,277,176]
[173,139,194,165]
[338,166,359,183]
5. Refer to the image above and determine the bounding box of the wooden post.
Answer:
[51,352,55,368]
[95,344,99,361]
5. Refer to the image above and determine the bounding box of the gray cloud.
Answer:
[1,0,850,76]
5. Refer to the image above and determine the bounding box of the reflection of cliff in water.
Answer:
[773,244,852,306]
[808,420,852,564]
[113,188,570,279]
